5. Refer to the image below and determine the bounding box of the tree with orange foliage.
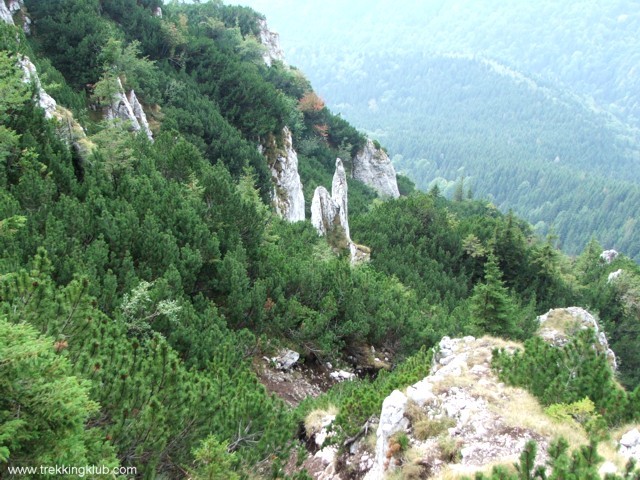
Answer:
[298,91,325,113]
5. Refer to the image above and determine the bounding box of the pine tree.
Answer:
[470,254,518,338]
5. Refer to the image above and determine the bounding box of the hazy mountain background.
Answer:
[235,0,640,259]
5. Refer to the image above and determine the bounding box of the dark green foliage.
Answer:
[0,316,118,475]
[0,258,294,477]
[5,1,640,478]
[471,437,640,479]
[492,330,639,426]
[470,254,519,338]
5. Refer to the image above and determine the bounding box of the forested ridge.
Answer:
[1,1,640,478]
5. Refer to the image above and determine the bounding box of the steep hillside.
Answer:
[1,1,640,479]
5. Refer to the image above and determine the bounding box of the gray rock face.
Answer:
[19,56,57,119]
[352,139,400,198]
[257,18,286,67]
[268,127,305,222]
[0,1,14,25]
[105,79,153,142]
[601,249,619,263]
[153,6,162,18]
[538,307,617,369]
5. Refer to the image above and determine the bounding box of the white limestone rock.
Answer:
[19,56,57,119]
[257,18,286,67]
[7,0,20,14]
[312,159,370,264]
[311,159,349,239]
[331,158,350,239]
[268,127,304,222]
[365,390,409,480]
[329,370,355,382]
[314,414,337,448]
[153,6,162,18]
[271,349,299,371]
[352,139,400,199]
[620,428,640,461]
[608,269,623,283]
[363,336,553,479]
[601,249,619,263]
[105,79,153,142]
[311,186,339,236]
[538,307,617,369]
[3,0,29,33]
[127,90,153,141]
[0,1,14,24]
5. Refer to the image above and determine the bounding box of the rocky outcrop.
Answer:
[127,90,153,141]
[0,1,13,25]
[311,159,370,264]
[364,336,555,479]
[105,79,153,141]
[19,56,57,119]
[311,186,339,237]
[153,6,162,18]
[18,56,93,159]
[312,159,350,241]
[1,0,30,33]
[263,127,305,222]
[601,249,619,263]
[311,158,352,242]
[538,307,617,369]
[352,139,400,198]
[257,18,286,67]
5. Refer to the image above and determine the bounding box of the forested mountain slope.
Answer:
[239,0,640,261]
[1,1,640,478]
[311,52,640,258]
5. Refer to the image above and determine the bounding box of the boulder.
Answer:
[620,428,640,461]
[352,139,400,198]
[271,349,300,371]
[329,370,356,382]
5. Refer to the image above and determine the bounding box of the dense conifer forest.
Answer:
[1,1,640,478]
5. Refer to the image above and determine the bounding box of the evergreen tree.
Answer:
[470,254,518,338]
